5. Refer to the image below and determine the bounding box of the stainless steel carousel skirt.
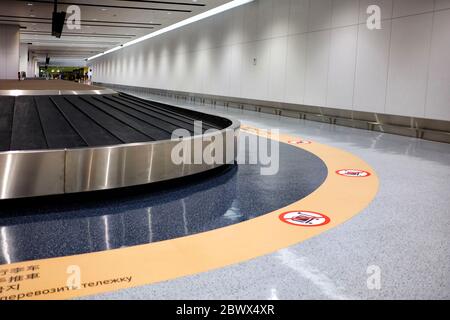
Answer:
[0,91,239,199]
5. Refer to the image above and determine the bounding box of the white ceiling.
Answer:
[0,0,231,65]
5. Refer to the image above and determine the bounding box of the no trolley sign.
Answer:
[288,140,312,145]
[279,211,330,227]
[336,169,371,177]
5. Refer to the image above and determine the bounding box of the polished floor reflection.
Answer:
[81,92,449,300]
[0,133,327,264]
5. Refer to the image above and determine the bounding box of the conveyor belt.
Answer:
[0,93,230,152]
[0,91,239,199]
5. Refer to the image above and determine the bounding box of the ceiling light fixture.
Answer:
[87,0,253,61]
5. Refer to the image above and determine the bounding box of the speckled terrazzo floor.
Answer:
[0,134,326,263]
[78,91,449,300]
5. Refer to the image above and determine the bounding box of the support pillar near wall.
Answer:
[0,24,20,79]
[19,43,28,75]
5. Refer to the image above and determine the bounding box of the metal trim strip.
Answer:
[0,89,117,96]
[0,118,240,199]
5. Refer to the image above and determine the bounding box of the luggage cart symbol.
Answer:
[336,169,371,178]
[279,211,331,227]
[291,213,319,225]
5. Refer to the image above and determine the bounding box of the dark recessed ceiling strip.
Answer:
[116,0,205,6]
[26,40,120,44]
[31,49,105,52]
[0,14,52,20]
[31,52,105,55]
[23,34,134,39]
[0,19,155,29]
[17,0,192,12]
[76,23,154,29]
[33,51,104,57]
[22,33,134,39]
[0,15,162,25]
[21,31,136,37]
[83,20,161,26]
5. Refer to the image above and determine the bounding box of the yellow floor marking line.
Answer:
[0,125,379,300]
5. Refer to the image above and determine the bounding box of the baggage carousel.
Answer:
[0,81,239,199]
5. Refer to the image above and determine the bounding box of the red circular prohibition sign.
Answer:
[335,169,372,178]
[279,211,331,227]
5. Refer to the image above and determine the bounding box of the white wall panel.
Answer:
[392,0,434,18]
[203,46,233,97]
[288,0,309,35]
[284,33,307,104]
[199,49,213,95]
[240,40,270,100]
[92,0,450,121]
[164,32,176,56]
[218,46,234,97]
[118,53,125,84]
[304,30,331,106]
[354,22,391,113]
[193,18,213,51]
[386,13,433,117]
[240,41,257,99]
[435,0,450,10]
[242,1,258,42]
[229,44,243,98]
[267,37,288,101]
[272,0,290,38]
[98,61,104,82]
[156,51,168,89]
[327,25,358,109]
[172,52,184,92]
[308,0,333,31]
[190,50,206,93]
[184,21,198,53]
[332,0,359,28]
[210,11,231,48]
[145,49,155,88]
[219,8,241,46]
[125,48,136,85]
[425,9,450,120]
[172,28,189,55]
[256,0,274,40]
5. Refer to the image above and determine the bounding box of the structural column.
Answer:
[0,24,20,79]
[19,43,28,75]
